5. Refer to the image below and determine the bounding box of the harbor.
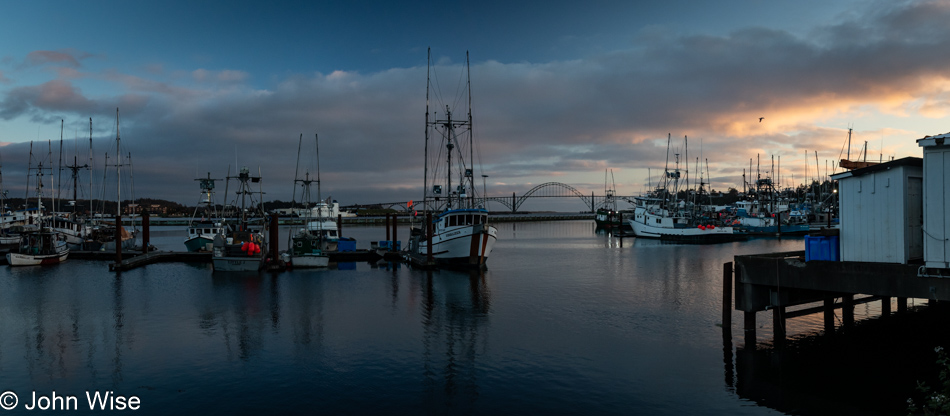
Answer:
[1,220,943,415]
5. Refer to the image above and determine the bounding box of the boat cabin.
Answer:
[437,209,488,230]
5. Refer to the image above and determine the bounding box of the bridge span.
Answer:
[346,182,635,213]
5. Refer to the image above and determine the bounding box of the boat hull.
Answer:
[212,255,264,272]
[735,224,810,236]
[6,250,69,266]
[628,214,744,244]
[418,224,497,268]
[288,254,329,268]
[184,236,214,252]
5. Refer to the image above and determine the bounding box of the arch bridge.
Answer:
[365,182,623,213]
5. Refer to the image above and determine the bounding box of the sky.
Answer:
[1,0,948,212]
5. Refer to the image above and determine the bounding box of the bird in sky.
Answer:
[759,117,764,122]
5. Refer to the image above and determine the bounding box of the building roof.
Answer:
[831,156,922,180]
[918,132,950,147]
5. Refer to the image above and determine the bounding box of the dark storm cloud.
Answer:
[3,1,948,204]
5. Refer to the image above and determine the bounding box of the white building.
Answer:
[830,157,923,264]
[918,134,950,268]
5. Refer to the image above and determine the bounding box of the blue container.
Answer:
[377,240,392,250]
[394,240,401,251]
[805,235,840,261]
[338,238,357,252]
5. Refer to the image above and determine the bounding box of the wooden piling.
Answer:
[142,210,150,251]
[842,294,854,327]
[618,211,623,247]
[824,297,835,334]
[392,214,397,251]
[722,262,733,330]
[114,213,123,265]
[337,214,342,238]
[897,297,907,313]
[269,213,279,262]
[881,296,891,316]
[743,311,756,349]
[385,213,390,241]
[772,305,786,347]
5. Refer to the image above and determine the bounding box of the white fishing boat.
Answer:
[281,133,330,268]
[302,201,342,251]
[627,135,743,244]
[212,166,267,272]
[6,228,69,266]
[407,49,497,268]
[185,173,225,252]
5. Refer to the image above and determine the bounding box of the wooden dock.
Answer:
[109,251,211,271]
[726,251,945,348]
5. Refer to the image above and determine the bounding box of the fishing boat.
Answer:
[593,170,632,229]
[406,49,497,268]
[185,173,225,252]
[627,135,743,243]
[8,144,69,265]
[731,161,809,236]
[6,228,69,266]
[83,109,138,251]
[211,166,267,272]
[281,133,330,268]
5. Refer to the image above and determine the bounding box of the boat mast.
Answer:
[58,120,63,214]
[467,50,473,209]
[89,118,94,218]
[115,108,121,217]
[424,48,431,216]
[316,133,321,210]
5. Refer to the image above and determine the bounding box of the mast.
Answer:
[89,118,94,218]
[846,127,852,161]
[115,108,121,217]
[316,133,322,208]
[292,134,303,206]
[467,50,473,208]
[424,47,431,216]
[58,119,63,214]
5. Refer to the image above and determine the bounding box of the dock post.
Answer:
[337,214,342,238]
[722,262,733,330]
[897,297,907,313]
[881,296,891,317]
[772,305,786,347]
[824,296,835,334]
[114,213,123,264]
[426,212,433,263]
[385,214,390,242]
[618,212,623,247]
[142,210,150,251]
[392,214,397,251]
[842,294,854,327]
[269,213,279,262]
[743,311,756,349]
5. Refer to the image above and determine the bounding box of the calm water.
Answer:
[0,221,936,414]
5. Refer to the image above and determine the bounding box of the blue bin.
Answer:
[338,238,356,252]
[377,240,392,250]
[805,235,839,261]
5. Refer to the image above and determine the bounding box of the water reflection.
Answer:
[418,269,491,411]
[207,273,274,361]
[727,304,950,415]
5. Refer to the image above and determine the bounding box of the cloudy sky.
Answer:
[1,0,947,211]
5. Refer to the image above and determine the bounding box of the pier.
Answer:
[724,251,945,348]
